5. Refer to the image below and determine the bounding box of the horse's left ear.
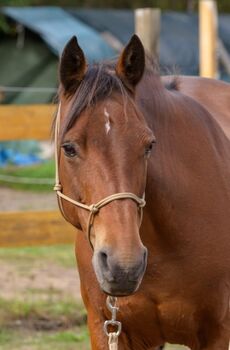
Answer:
[116,34,145,92]
[59,36,87,96]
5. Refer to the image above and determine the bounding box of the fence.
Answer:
[0,104,76,247]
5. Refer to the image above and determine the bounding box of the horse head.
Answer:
[56,35,155,296]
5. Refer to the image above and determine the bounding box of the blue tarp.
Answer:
[2,7,115,62]
[0,141,41,166]
[0,149,40,166]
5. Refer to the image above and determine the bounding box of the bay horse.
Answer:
[54,35,230,349]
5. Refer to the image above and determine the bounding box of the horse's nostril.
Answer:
[143,247,148,265]
[99,251,109,270]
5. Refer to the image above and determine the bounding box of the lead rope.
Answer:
[104,296,122,350]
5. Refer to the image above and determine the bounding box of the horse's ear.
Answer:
[59,36,87,96]
[116,34,145,92]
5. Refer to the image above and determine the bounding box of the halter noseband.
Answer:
[54,104,146,249]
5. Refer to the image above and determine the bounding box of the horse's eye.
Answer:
[62,143,77,158]
[145,141,155,158]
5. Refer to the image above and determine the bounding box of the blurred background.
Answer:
[0,1,229,349]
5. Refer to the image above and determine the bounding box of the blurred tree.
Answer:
[0,15,11,34]
[0,0,229,12]
[0,0,34,5]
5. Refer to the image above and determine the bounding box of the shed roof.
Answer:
[2,6,115,61]
[70,9,230,77]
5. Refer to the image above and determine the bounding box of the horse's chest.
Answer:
[156,299,199,347]
[120,295,199,348]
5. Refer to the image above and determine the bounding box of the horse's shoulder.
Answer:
[162,75,230,140]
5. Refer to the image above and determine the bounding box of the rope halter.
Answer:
[53,103,146,249]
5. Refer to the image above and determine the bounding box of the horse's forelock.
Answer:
[58,64,131,138]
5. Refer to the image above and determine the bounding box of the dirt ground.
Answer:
[0,260,81,301]
[0,187,80,301]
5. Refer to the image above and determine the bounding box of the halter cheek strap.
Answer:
[54,104,146,250]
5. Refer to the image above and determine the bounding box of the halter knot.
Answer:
[53,183,62,191]
[139,199,146,208]
[89,204,99,214]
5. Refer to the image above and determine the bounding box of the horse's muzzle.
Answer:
[93,247,148,296]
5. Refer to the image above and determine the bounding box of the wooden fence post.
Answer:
[135,8,161,58]
[199,0,218,78]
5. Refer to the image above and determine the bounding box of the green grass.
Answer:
[0,244,75,268]
[0,327,90,350]
[0,329,12,345]
[0,297,86,326]
[0,244,91,350]
[0,295,89,350]
[0,160,55,191]
[0,247,84,326]
[46,328,89,343]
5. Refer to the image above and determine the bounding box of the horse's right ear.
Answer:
[59,36,87,96]
[116,35,145,93]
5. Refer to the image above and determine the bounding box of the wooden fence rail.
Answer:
[0,104,76,247]
[0,211,76,247]
[0,104,56,140]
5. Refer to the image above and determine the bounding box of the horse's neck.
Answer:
[138,75,230,186]
[138,76,230,259]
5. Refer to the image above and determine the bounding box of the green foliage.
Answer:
[0,0,229,11]
[0,0,186,8]
[0,0,34,5]
[0,15,11,34]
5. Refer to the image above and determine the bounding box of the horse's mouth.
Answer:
[100,279,142,297]
[96,266,146,297]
